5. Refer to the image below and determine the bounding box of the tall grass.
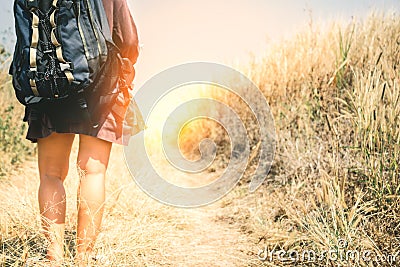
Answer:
[202,12,400,266]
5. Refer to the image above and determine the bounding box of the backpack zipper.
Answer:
[76,1,90,59]
[84,0,103,56]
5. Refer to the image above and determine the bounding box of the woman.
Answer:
[22,0,144,265]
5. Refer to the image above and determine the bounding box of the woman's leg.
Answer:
[75,134,112,263]
[37,133,75,264]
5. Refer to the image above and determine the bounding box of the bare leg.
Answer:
[75,134,112,265]
[37,133,75,265]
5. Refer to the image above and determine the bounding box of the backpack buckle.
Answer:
[59,62,74,71]
[27,68,37,80]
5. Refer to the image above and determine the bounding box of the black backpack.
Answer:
[9,0,124,125]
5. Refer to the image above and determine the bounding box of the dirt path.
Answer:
[1,139,259,266]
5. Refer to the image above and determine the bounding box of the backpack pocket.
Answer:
[57,1,90,85]
[12,46,34,104]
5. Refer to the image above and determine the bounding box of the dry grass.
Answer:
[0,142,253,266]
[197,12,400,267]
[0,50,36,177]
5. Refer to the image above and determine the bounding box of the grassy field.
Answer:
[205,12,400,266]
[1,13,399,266]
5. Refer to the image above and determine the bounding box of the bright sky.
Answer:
[1,0,399,88]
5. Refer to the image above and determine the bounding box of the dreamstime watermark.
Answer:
[123,62,276,207]
[257,239,399,264]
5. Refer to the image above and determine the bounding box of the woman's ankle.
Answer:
[75,250,93,266]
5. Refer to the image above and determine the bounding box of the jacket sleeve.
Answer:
[102,0,140,65]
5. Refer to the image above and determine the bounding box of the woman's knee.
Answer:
[40,164,70,182]
[37,133,75,182]
[77,160,106,179]
[77,135,112,178]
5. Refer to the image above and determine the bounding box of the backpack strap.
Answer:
[49,0,75,85]
[26,0,40,96]
[27,0,75,92]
